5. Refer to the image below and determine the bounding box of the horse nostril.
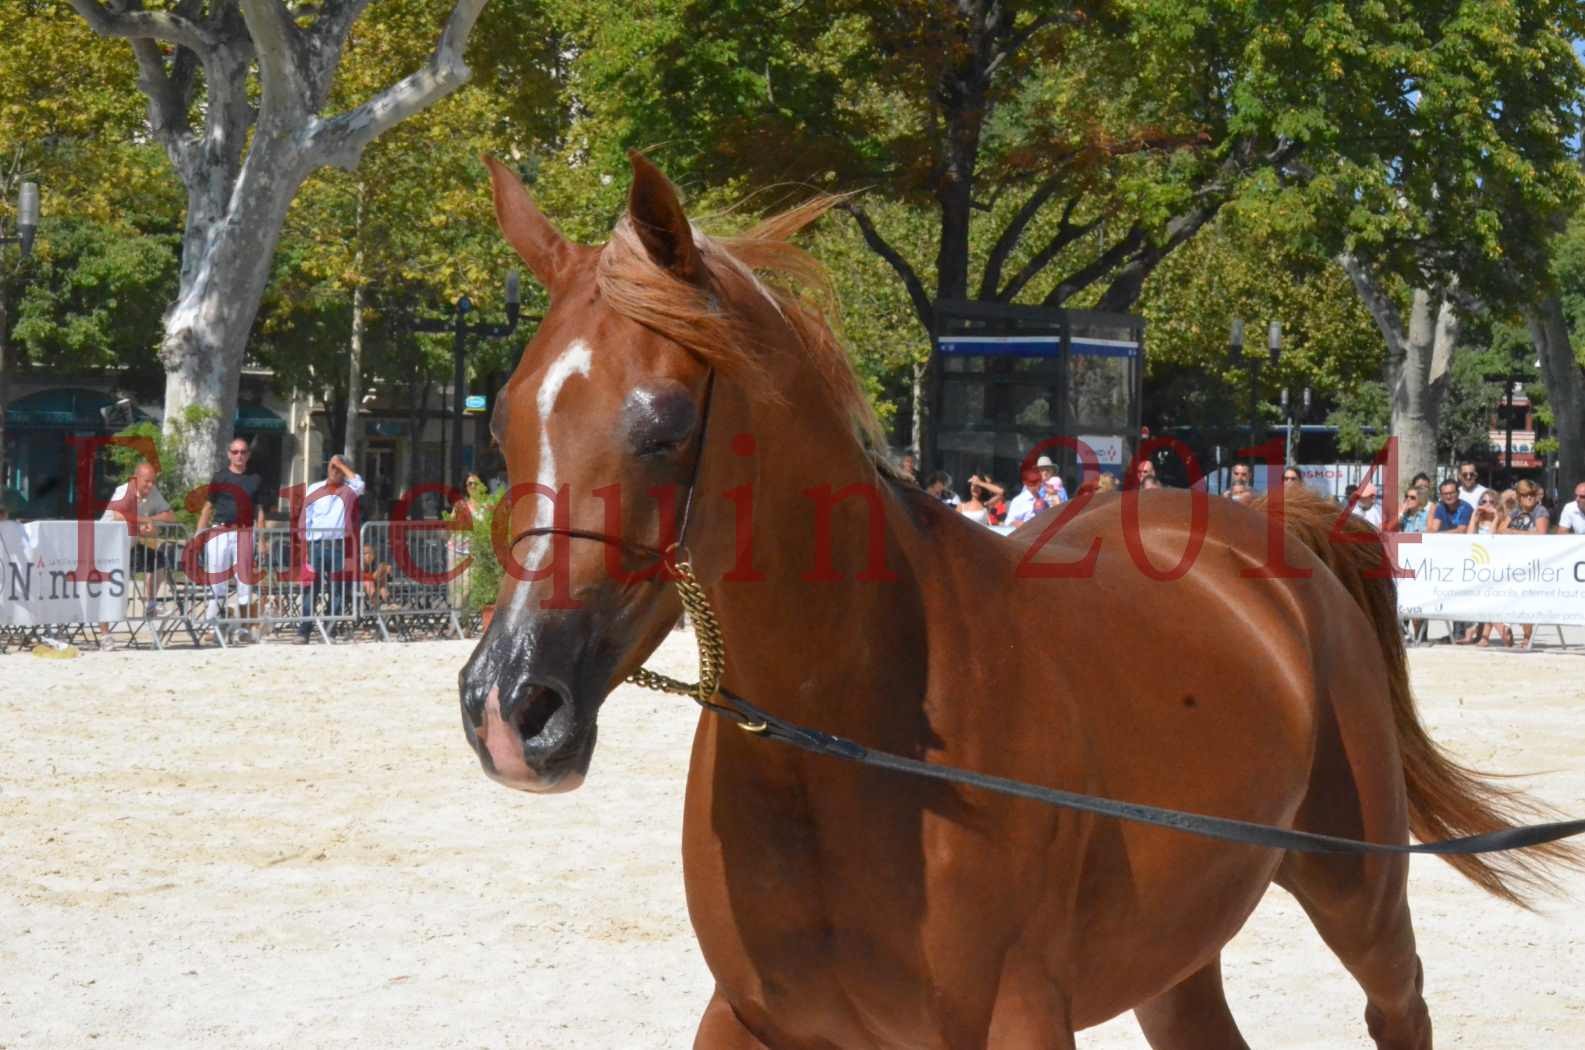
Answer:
[504,682,569,748]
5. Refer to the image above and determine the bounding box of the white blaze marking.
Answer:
[510,339,592,613]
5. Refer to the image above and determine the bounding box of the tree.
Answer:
[1296,0,1585,490]
[67,0,508,488]
[1139,179,1383,457]
[1525,206,1585,491]
[243,0,566,471]
[0,0,166,488]
[1328,350,1502,475]
[559,1,1585,464]
[1338,262,1462,489]
[10,220,179,381]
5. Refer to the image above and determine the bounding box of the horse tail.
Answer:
[1257,490,1580,907]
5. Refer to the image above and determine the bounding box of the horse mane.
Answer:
[596,196,904,481]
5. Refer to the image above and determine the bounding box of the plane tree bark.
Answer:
[68,0,492,488]
[1527,296,1585,493]
[1340,256,1462,489]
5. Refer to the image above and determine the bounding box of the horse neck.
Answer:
[704,369,929,736]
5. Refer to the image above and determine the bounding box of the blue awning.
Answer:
[7,388,287,432]
[4,387,141,427]
[937,335,1139,359]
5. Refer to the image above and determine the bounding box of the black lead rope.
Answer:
[713,689,1585,857]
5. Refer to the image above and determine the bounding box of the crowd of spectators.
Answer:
[904,448,1585,649]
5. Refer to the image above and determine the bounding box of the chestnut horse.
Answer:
[459,152,1572,1049]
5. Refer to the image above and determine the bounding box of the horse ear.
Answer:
[626,150,703,283]
[482,154,571,292]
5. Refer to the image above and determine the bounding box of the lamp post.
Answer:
[1280,383,1311,467]
[1481,368,1529,481]
[1228,318,1282,461]
[0,181,41,502]
[407,271,521,491]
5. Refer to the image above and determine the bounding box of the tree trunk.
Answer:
[1393,290,1460,489]
[344,280,366,463]
[909,358,927,461]
[72,0,492,491]
[0,277,10,498]
[406,375,429,498]
[1526,295,1585,497]
[343,186,367,463]
[160,162,300,485]
[1340,256,1460,490]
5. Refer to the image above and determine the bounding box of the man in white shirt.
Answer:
[1349,481,1383,528]
[1556,482,1585,535]
[1456,462,1488,509]
[1004,469,1051,528]
[298,454,365,642]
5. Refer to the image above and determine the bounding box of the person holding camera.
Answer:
[1455,491,1507,646]
[958,473,1005,526]
[297,453,365,643]
[1386,485,1427,533]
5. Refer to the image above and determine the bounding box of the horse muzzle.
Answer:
[459,613,604,793]
[469,681,591,791]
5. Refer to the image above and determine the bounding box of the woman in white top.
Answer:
[957,474,1004,526]
[1467,491,1502,535]
[1458,491,1506,645]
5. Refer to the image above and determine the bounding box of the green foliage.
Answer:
[543,0,1585,437]
[447,490,503,612]
[1141,182,1383,404]
[1327,350,1503,466]
[10,219,179,373]
[1327,382,1390,460]
[1441,351,1503,466]
[9,0,1583,458]
[107,408,216,524]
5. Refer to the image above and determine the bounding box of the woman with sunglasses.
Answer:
[1456,491,1507,645]
[1387,485,1430,643]
[1498,480,1551,649]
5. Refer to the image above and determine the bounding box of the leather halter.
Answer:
[508,367,719,575]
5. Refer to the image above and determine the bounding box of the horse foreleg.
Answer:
[694,987,772,1050]
[1132,954,1251,1050]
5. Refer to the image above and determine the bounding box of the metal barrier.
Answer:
[3,517,481,652]
[1401,616,1575,650]
[355,520,466,641]
[178,525,368,646]
[117,521,204,651]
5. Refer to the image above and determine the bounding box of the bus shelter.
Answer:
[930,299,1144,491]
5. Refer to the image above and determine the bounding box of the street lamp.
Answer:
[1228,318,1282,459]
[407,271,522,491]
[1,181,42,502]
[2,182,39,255]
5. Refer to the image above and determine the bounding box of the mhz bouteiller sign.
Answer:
[1394,534,1585,626]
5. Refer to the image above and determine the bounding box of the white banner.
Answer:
[0,520,131,626]
[1394,533,1585,625]
[1076,434,1124,466]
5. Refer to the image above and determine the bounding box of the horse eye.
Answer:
[623,383,697,459]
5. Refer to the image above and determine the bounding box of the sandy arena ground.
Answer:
[2,634,1582,1048]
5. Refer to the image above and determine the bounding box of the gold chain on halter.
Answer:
[623,553,765,732]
